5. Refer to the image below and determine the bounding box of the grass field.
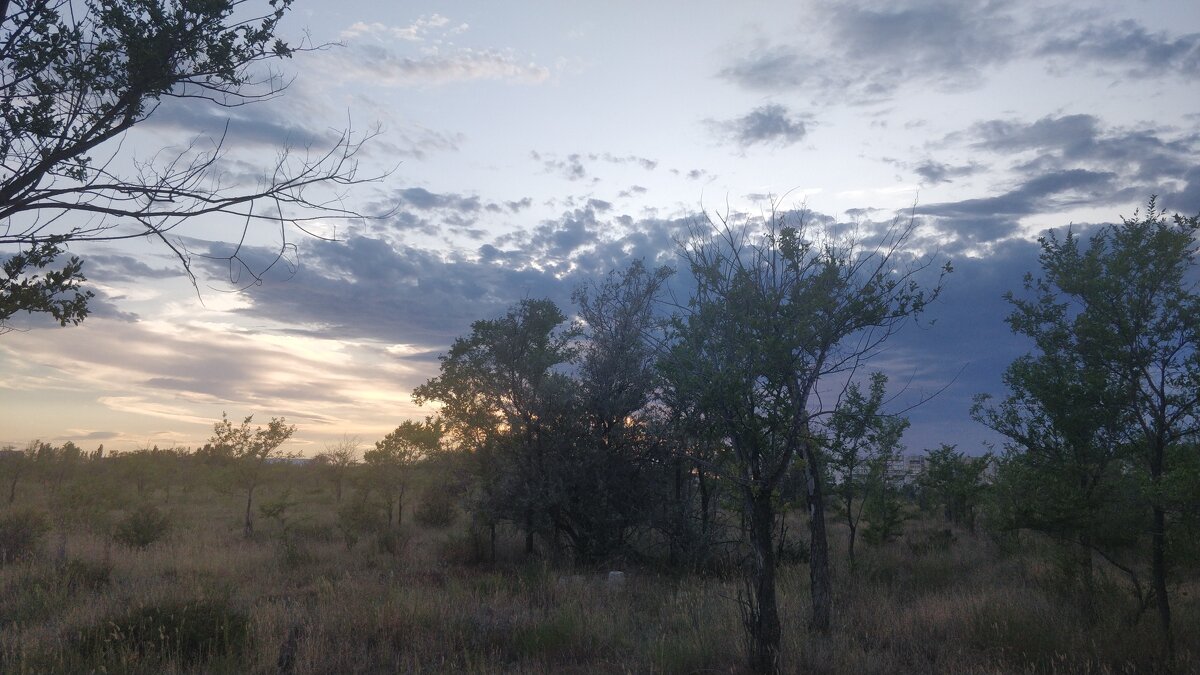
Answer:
[0,473,1196,674]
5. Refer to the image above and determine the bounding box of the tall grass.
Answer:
[0,481,1194,673]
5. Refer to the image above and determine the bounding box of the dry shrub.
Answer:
[0,509,48,564]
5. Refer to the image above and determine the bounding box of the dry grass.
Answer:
[0,482,1195,674]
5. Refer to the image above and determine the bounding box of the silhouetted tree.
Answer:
[664,204,946,672]
[0,0,381,330]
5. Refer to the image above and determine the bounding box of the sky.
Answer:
[2,0,1200,456]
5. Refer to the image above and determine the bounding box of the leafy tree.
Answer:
[366,419,441,528]
[664,205,945,672]
[208,413,295,537]
[976,199,1200,658]
[826,371,909,569]
[973,292,1143,619]
[918,444,990,530]
[0,238,91,333]
[0,0,378,328]
[413,299,578,556]
[562,260,673,562]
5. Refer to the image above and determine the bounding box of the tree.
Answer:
[0,0,379,330]
[972,294,1143,620]
[976,199,1200,659]
[208,412,295,537]
[365,420,440,528]
[918,444,990,530]
[826,371,908,570]
[565,260,673,562]
[0,443,33,504]
[413,299,578,556]
[313,434,359,504]
[664,204,946,672]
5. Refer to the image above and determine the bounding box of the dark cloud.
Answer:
[913,160,981,184]
[711,104,809,148]
[85,255,179,283]
[54,431,120,442]
[720,3,1197,104]
[140,99,333,149]
[395,187,481,212]
[722,1,1015,102]
[1038,20,1200,79]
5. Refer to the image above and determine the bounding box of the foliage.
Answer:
[312,435,358,504]
[208,413,295,537]
[113,502,171,549]
[918,444,990,530]
[0,0,379,326]
[0,238,91,332]
[0,508,48,564]
[78,598,251,667]
[336,493,383,551]
[414,298,579,556]
[974,199,1200,656]
[365,419,441,528]
[825,371,909,566]
[415,489,459,529]
[661,204,947,670]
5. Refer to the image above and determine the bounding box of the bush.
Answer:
[337,497,383,551]
[0,509,49,564]
[415,491,459,529]
[113,503,171,549]
[60,557,113,592]
[79,598,251,666]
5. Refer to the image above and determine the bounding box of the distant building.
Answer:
[886,454,926,484]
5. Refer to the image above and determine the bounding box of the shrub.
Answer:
[60,558,113,592]
[0,509,49,564]
[337,497,383,551]
[415,491,459,529]
[113,503,171,549]
[376,528,412,557]
[79,598,251,666]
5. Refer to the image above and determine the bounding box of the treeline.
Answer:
[409,201,1200,672]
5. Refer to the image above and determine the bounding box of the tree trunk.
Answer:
[396,489,404,528]
[1152,503,1173,660]
[243,486,256,538]
[803,442,832,633]
[744,488,781,674]
[525,510,535,556]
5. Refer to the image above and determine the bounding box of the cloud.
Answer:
[913,160,981,184]
[719,2,1199,104]
[333,45,551,86]
[340,14,465,42]
[394,187,481,212]
[1038,19,1200,79]
[531,151,659,182]
[710,104,809,148]
[140,99,334,149]
[722,1,1016,103]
